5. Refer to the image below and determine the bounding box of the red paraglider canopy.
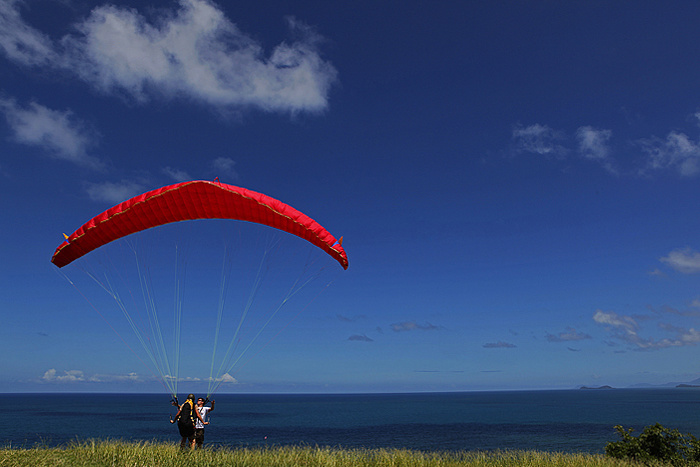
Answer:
[51,180,348,269]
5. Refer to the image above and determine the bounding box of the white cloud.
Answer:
[640,132,700,177]
[593,309,700,350]
[211,157,238,180]
[513,120,700,177]
[42,369,141,383]
[576,126,616,174]
[85,179,148,204]
[659,323,700,345]
[216,373,237,383]
[88,372,141,382]
[42,368,85,382]
[593,310,637,332]
[0,0,56,66]
[0,99,100,168]
[163,374,202,382]
[2,0,337,114]
[162,166,192,182]
[512,123,568,158]
[660,248,700,274]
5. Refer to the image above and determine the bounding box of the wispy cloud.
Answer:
[164,374,202,382]
[512,123,568,158]
[1,0,337,114]
[576,126,616,174]
[660,247,700,274]
[512,123,617,174]
[42,368,141,383]
[390,321,441,332]
[514,119,700,178]
[162,166,192,182]
[337,314,367,323]
[482,341,516,348]
[348,334,373,342]
[593,310,637,332]
[0,0,56,66]
[545,327,592,343]
[85,179,148,204]
[0,99,100,168]
[593,309,700,351]
[211,157,238,180]
[639,132,700,177]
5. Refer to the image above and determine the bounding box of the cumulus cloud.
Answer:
[348,334,373,342]
[42,368,84,382]
[482,341,516,348]
[639,132,700,177]
[390,321,440,332]
[1,0,337,114]
[42,368,141,383]
[593,309,700,351]
[512,123,568,158]
[545,327,592,343]
[0,99,100,168]
[215,373,237,383]
[85,179,148,203]
[660,247,700,274]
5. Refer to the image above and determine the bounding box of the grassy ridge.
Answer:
[0,440,649,467]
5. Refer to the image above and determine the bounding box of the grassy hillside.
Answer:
[0,440,648,467]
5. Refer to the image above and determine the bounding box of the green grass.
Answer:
[0,440,655,467]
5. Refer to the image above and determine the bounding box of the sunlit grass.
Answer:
[0,440,649,467]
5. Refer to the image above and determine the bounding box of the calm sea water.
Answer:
[5,389,700,453]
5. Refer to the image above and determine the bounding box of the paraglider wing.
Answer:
[51,180,348,269]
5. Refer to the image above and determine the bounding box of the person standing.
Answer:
[171,394,206,450]
[195,397,215,449]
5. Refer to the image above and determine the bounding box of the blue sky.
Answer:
[3,0,700,394]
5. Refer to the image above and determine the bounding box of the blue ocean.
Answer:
[5,389,700,453]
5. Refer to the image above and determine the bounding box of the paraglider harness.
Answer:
[173,398,197,426]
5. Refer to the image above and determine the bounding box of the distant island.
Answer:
[580,385,613,390]
[676,384,700,388]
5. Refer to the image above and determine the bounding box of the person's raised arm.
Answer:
[170,406,183,424]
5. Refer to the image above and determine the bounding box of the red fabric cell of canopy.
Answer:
[51,180,348,270]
